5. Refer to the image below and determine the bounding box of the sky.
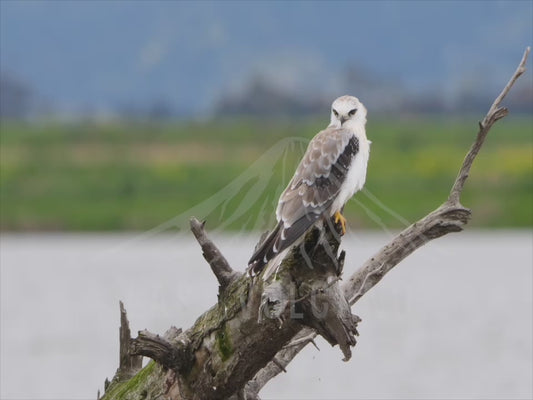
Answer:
[1,0,532,116]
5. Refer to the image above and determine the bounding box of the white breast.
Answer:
[330,128,370,215]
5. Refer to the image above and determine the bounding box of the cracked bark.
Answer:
[100,47,529,400]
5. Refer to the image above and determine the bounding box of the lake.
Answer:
[1,231,532,399]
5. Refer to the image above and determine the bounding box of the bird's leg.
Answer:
[333,210,347,235]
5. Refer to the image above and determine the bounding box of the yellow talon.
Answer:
[334,211,347,235]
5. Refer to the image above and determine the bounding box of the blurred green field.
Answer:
[0,115,531,231]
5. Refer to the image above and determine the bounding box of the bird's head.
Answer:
[329,95,367,128]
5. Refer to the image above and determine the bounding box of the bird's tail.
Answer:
[247,222,283,276]
[247,214,320,276]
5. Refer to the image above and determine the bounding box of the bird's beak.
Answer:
[340,116,347,125]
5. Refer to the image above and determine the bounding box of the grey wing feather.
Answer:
[277,128,356,224]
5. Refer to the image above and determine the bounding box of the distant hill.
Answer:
[1,1,531,118]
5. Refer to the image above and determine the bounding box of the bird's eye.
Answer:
[348,108,357,116]
[332,109,338,117]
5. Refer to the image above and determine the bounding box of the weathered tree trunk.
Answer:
[99,47,529,400]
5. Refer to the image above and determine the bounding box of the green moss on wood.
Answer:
[102,361,160,400]
[216,323,233,361]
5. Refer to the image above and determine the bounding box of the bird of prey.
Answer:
[248,95,370,277]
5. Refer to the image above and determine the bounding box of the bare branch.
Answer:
[190,217,240,292]
[101,302,144,395]
[118,301,143,379]
[130,329,191,372]
[485,47,530,122]
[449,46,530,204]
[243,327,317,396]
[345,205,470,304]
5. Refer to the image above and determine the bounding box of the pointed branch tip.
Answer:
[189,216,240,292]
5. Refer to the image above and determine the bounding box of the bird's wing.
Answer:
[248,128,359,275]
[277,128,358,225]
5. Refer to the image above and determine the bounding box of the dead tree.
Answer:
[100,48,530,400]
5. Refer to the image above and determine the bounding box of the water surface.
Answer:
[1,231,532,399]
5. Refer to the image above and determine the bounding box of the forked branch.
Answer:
[449,47,530,204]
